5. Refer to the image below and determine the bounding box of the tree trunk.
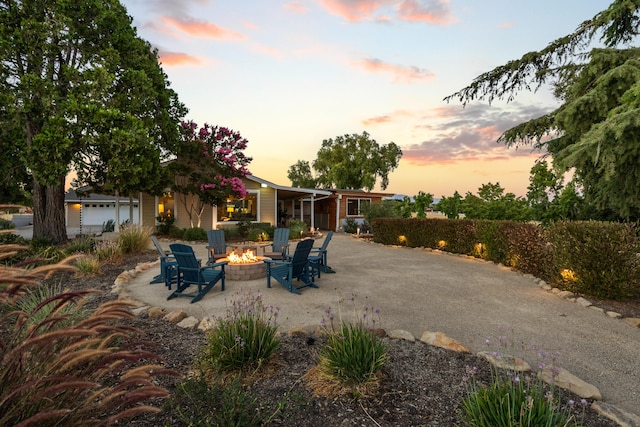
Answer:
[32,175,67,244]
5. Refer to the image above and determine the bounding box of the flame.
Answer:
[227,249,259,264]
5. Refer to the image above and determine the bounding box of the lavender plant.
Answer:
[317,295,387,388]
[461,334,584,427]
[201,290,280,372]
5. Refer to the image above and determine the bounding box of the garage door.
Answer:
[82,203,139,226]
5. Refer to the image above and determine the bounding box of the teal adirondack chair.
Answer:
[150,236,177,289]
[264,239,316,295]
[206,229,229,264]
[308,230,335,279]
[263,228,290,260]
[169,243,227,303]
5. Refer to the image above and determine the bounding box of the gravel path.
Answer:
[127,233,640,417]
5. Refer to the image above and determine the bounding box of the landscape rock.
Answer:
[113,274,131,286]
[476,351,531,372]
[198,316,217,331]
[131,306,150,316]
[177,316,200,329]
[589,306,604,313]
[420,331,471,353]
[538,367,602,400]
[388,329,415,342]
[576,297,592,307]
[557,290,575,299]
[148,307,167,319]
[591,401,640,427]
[164,310,188,324]
[623,318,640,328]
[606,311,622,319]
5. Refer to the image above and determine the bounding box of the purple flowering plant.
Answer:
[168,121,252,228]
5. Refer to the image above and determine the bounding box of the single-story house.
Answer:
[65,175,392,232]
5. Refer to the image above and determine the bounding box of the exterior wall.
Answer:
[67,203,81,228]
[140,193,157,228]
[260,186,276,225]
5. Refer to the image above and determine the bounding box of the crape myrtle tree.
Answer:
[167,121,252,228]
[288,131,402,191]
[445,0,640,220]
[0,0,186,243]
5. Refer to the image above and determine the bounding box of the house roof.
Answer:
[246,175,333,201]
[65,189,138,203]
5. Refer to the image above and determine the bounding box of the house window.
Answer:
[217,192,258,222]
[346,198,371,216]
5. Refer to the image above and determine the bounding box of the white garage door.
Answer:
[82,203,139,226]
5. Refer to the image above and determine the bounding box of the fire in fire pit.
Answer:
[227,249,259,264]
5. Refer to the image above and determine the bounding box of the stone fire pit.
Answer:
[220,256,270,281]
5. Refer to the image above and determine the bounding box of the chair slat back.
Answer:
[291,239,314,276]
[207,230,226,254]
[272,228,290,253]
[170,243,200,283]
[319,231,334,251]
[151,236,166,256]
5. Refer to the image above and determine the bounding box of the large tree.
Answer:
[289,131,402,191]
[445,0,640,220]
[0,0,185,243]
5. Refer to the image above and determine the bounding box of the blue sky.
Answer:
[122,0,610,198]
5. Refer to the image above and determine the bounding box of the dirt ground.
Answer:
[59,251,634,426]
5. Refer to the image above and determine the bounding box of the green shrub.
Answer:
[32,245,66,264]
[156,213,175,235]
[169,226,185,239]
[117,224,154,254]
[248,228,269,242]
[317,300,387,388]
[166,374,276,427]
[102,219,115,233]
[462,375,580,427]
[289,219,306,239]
[0,218,15,229]
[547,221,640,300]
[65,235,96,254]
[182,227,207,241]
[201,291,280,372]
[343,218,358,234]
[237,220,252,238]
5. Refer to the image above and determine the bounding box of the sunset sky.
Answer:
[122,0,609,199]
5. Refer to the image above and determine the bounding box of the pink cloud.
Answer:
[499,21,514,29]
[158,50,203,66]
[362,109,414,126]
[320,0,395,22]
[319,0,455,24]
[396,0,455,25]
[161,16,246,39]
[356,57,435,82]
[283,0,309,14]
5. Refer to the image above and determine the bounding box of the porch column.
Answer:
[310,194,315,230]
[335,194,342,231]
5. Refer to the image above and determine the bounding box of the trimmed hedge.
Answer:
[371,218,639,301]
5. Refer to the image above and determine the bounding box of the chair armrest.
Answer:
[203,261,228,269]
[264,259,289,266]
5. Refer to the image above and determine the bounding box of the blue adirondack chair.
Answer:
[169,243,227,303]
[308,230,335,279]
[206,229,229,264]
[150,236,178,289]
[263,227,290,260]
[264,239,316,295]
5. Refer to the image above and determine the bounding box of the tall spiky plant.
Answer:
[0,244,180,426]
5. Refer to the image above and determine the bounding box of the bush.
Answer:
[546,221,640,300]
[118,224,154,254]
[169,226,185,239]
[94,240,123,263]
[165,374,275,427]
[0,218,15,229]
[65,235,96,254]
[75,255,102,277]
[182,227,207,241]
[289,219,306,239]
[200,291,280,372]
[248,228,269,242]
[156,213,175,235]
[343,218,358,234]
[102,219,115,233]
[314,299,387,391]
[237,220,252,238]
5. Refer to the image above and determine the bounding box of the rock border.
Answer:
[115,258,639,427]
